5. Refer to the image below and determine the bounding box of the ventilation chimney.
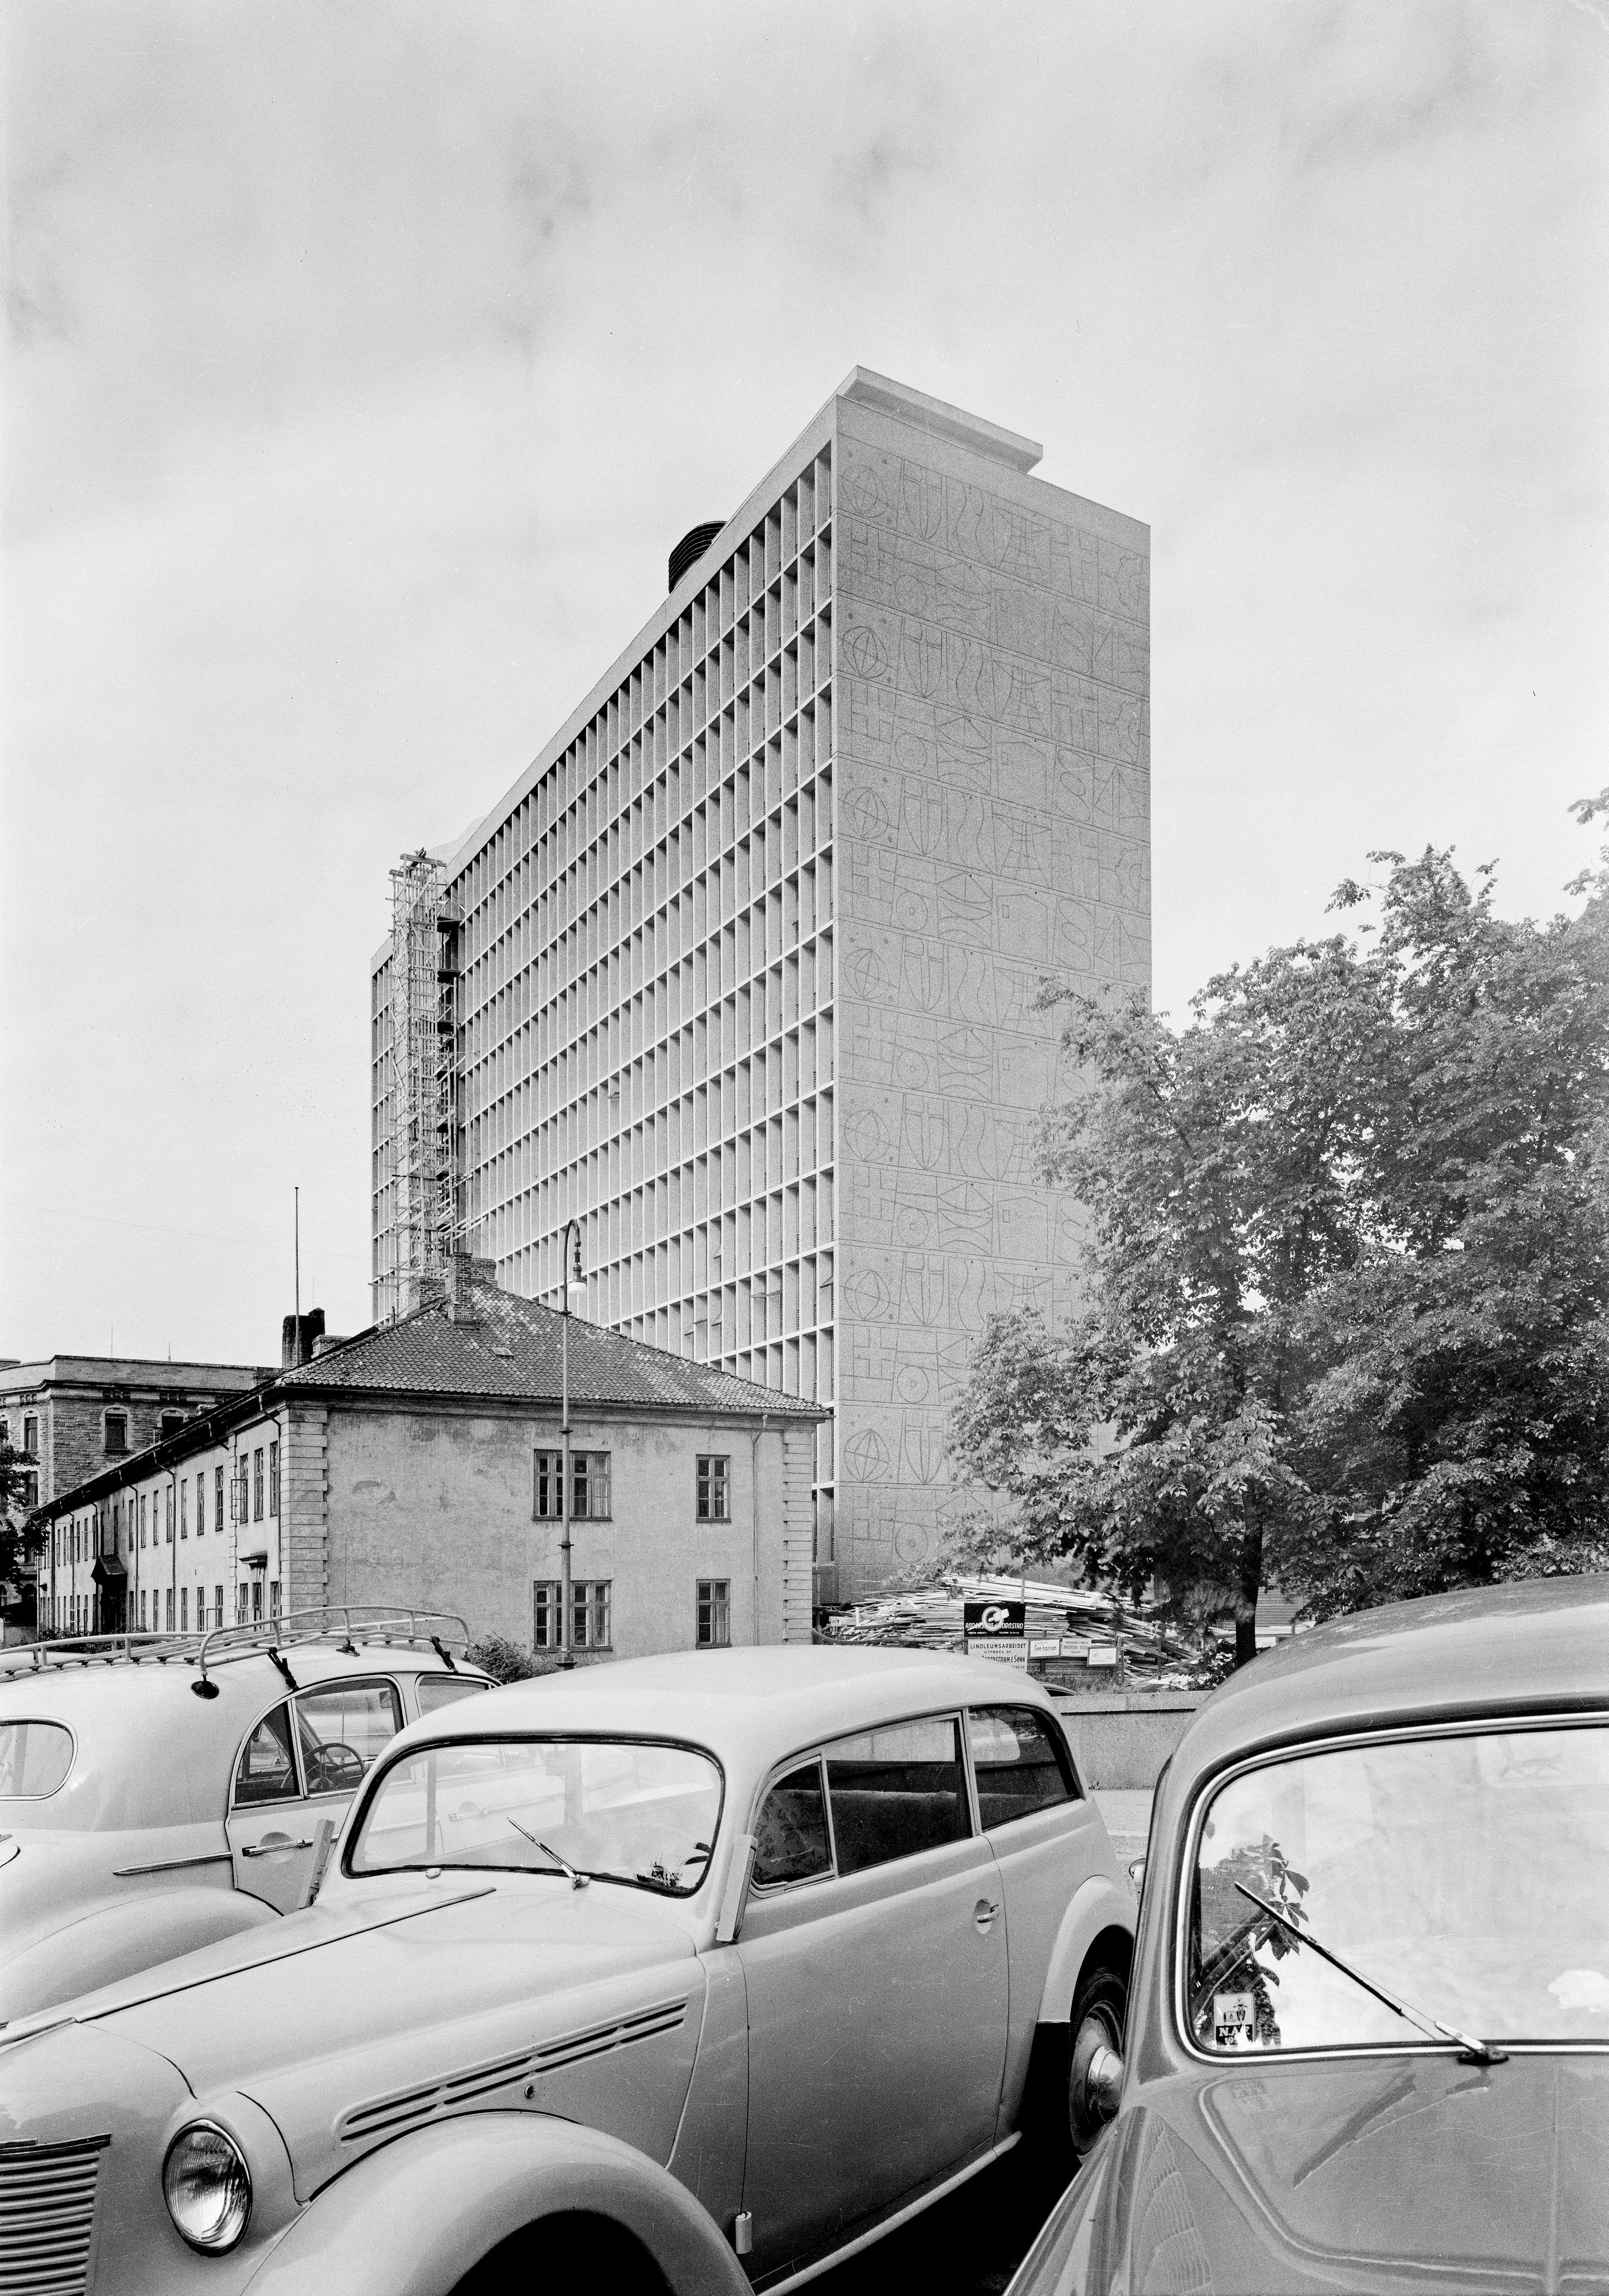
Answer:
[668,520,724,595]
[281,1309,325,1368]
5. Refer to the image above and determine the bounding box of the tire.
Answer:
[1067,1961,1128,2159]
[449,2213,670,2294]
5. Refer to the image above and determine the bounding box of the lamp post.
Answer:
[556,1219,586,1668]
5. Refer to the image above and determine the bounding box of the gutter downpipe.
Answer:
[750,1409,769,1647]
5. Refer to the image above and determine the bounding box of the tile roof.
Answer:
[280,1270,824,1420]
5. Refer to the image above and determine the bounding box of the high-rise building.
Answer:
[372,369,1150,1598]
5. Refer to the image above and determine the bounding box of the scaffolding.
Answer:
[386,850,460,1313]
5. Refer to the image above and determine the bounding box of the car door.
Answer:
[226,1699,318,1913]
[735,1713,1009,2279]
[966,1703,1107,2130]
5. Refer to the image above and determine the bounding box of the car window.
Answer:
[0,1720,74,1799]
[294,1680,402,1797]
[968,1707,1079,1828]
[234,1702,301,1805]
[751,1757,832,1888]
[825,1716,970,1876]
[414,1674,490,1717]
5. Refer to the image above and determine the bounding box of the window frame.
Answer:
[532,1448,613,1522]
[696,1453,731,1522]
[292,1676,404,1802]
[1171,1711,1609,2069]
[696,1577,732,1649]
[746,1750,836,1898]
[744,1704,983,1905]
[966,1702,1083,1832]
[103,1410,129,1457]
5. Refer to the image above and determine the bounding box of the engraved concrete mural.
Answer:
[833,399,1150,1591]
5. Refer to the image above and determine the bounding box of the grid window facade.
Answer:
[696,1578,731,1648]
[696,1455,730,1521]
[374,447,839,1536]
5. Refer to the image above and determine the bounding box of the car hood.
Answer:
[1025,2057,1609,2294]
[18,1876,707,2202]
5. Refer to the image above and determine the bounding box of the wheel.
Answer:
[1067,1962,1128,2157]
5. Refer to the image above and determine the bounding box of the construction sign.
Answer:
[963,1599,1028,1667]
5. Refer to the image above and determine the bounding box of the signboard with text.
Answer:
[963,1599,1028,1667]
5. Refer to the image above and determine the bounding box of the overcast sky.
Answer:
[3,0,1606,1368]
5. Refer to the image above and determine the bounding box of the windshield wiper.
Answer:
[505,1816,590,1888]
[1234,1882,1507,2066]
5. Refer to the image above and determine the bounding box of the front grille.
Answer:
[0,2140,106,2296]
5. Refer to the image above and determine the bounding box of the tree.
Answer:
[947,798,1609,1663]
[0,1438,44,1611]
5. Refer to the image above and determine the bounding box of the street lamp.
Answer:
[556,1219,587,1668]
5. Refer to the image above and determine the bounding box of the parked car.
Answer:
[0,1609,490,2021]
[0,1646,1134,2294]
[1008,1574,1609,2296]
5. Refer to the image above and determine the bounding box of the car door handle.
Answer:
[242,1834,314,1857]
[973,1897,1001,1933]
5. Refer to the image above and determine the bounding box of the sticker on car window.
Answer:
[1212,1992,1255,2046]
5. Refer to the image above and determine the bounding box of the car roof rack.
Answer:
[0,1608,474,1692]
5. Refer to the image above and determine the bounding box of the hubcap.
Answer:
[1069,2000,1125,2152]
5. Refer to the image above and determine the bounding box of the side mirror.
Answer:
[1126,1856,1146,1901]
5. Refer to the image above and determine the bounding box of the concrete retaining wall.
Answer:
[1048,1691,1203,1790]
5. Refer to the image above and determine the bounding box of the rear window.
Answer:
[968,1707,1079,1828]
[0,1720,74,1799]
[825,1716,971,1875]
[415,1674,490,1717]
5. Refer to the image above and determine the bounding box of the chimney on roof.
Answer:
[281,1309,325,1368]
[311,1333,346,1358]
[445,1252,499,1325]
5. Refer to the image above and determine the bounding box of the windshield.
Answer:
[1186,1723,1609,2051]
[349,1736,722,1896]
[0,1720,74,1799]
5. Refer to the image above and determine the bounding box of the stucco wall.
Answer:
[323,1403,812,1657]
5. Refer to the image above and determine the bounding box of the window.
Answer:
[696,1578,731,1648]
[0,1416,8,1447]
[253,1448,264,1522]
[164,1588,174,1632]
[269,1440,280,1518]
[825,1716,971,1875]
[196,1471,206,1537]
[416,1675,491,1717]
[159,1411,184,1440]
[216,1465,224,1536]
[751,1756,831,1888]
[104,1411,129,1457]
[269,1580,280,1618]
[533,1578,612,1650]
[251,1579,263,1623]
[532,1450,612,1520]
[139,1492,147,1548]
[233,1461,248,1525]
[180,1481,188,1539]
[139,1589,148,1631]
[215,1585,224,1630]
[968,1708,1079,1830]
[0,1722,75,1799]
[236,1584,249,1626]
[697,1455,730,1521]
[294,1680,401,1795]
[165,1487,174,1543]
[233,1703,299,1805]
[180,1587,188,1633]
[22,1415,37,1457]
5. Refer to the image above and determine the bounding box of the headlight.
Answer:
[163,2120,252,2253]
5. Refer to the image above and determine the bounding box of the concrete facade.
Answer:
[372,370,1150,1599]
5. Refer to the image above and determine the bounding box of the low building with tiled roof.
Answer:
[37,1260,826,1660]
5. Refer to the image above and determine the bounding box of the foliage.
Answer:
[466,1631,542,1683]
[948,797,1609,1661]
[0,1441,44,1597]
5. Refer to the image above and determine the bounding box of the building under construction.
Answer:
[371,852,462,1322]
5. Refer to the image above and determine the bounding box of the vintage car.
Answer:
[0,1610,490,2022]
[1008,1574,1609,2295]
[0,1645,1134,2294]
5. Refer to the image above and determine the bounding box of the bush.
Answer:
[466,1632,540,1684]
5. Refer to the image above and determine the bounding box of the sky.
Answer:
[2,0,1606,1367]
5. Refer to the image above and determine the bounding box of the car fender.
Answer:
[239,2111,752,2296]
[0,1884,278,2023]
[1036,1872,1135,2026]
